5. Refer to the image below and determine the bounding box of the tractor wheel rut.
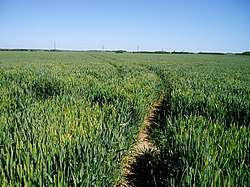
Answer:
[121,96,165,187]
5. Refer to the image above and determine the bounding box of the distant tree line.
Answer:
[115,50,171,54]
[0,49,30,51]
[0,49,66,52]
[198,52,224,55]
[172,51,194,54]
[115,50,127,53]
[235,51,250,56]
[133,51,193,54]
[1,49,249,56]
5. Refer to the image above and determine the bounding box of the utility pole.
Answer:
[102,44,104,51]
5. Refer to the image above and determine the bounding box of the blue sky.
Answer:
[0,0,249,52]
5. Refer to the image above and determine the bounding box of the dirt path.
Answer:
[121,96,164,186]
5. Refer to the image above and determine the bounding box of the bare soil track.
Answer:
[121,96,164,187]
